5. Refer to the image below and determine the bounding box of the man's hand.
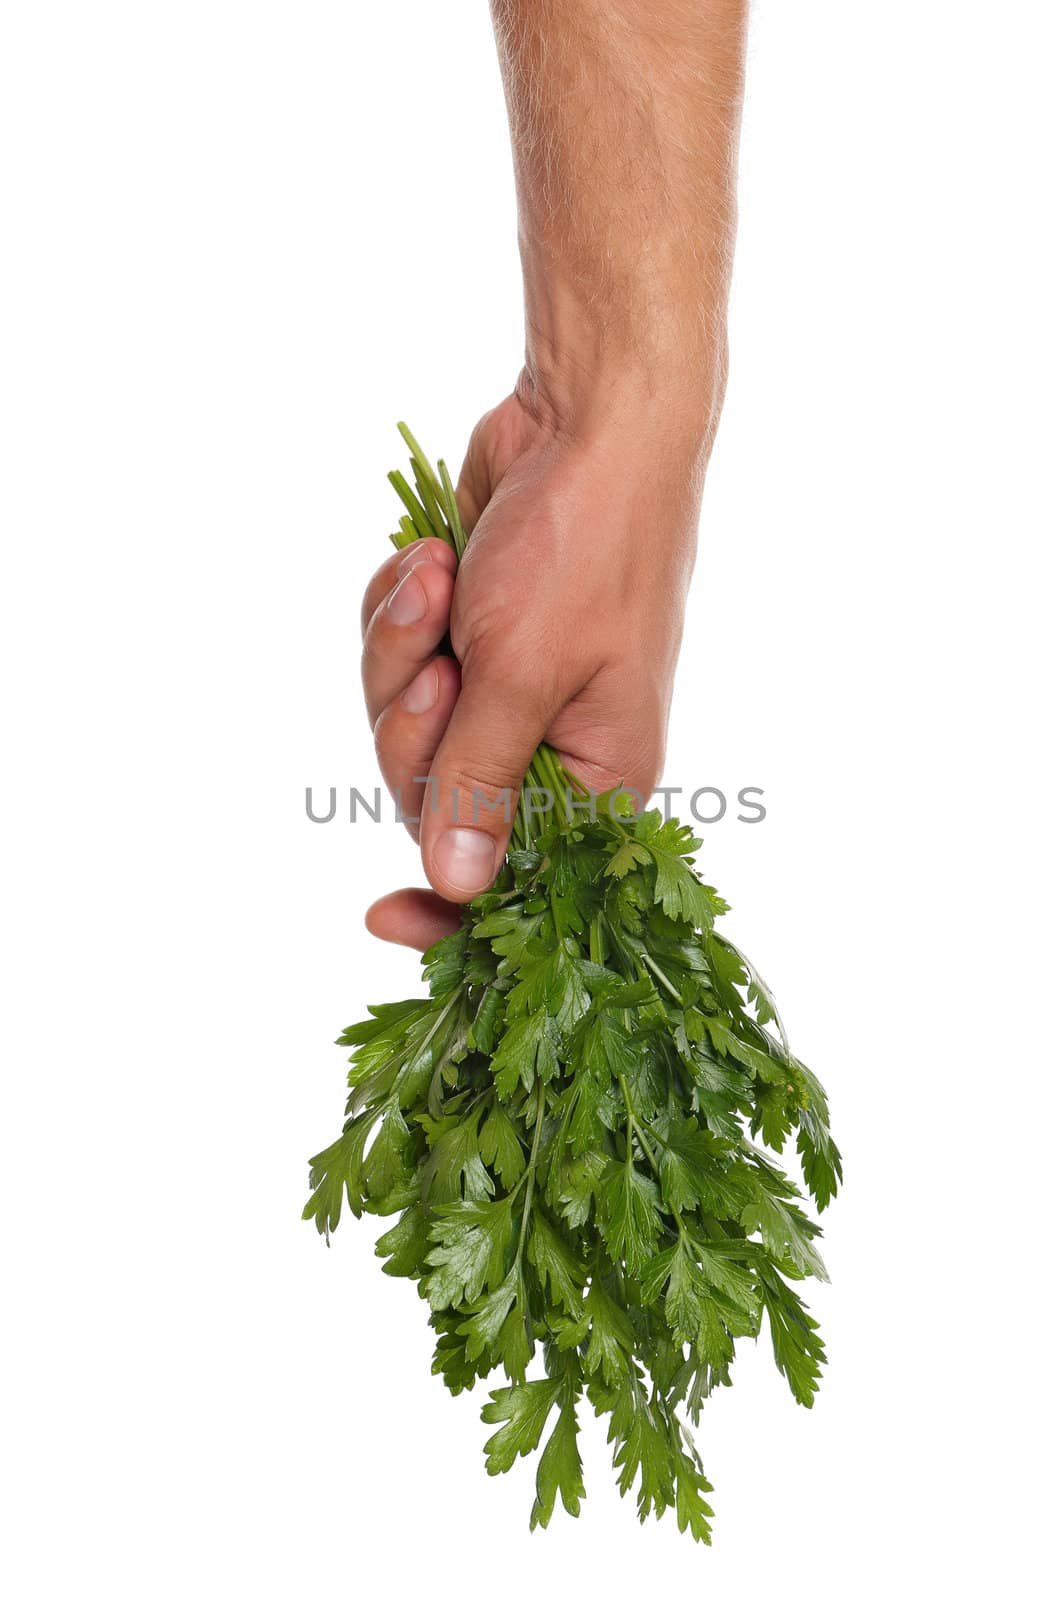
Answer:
[362,389,709,948]
[362,0,747,949]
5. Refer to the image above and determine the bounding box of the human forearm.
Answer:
[491,0,748,444]
[363,1,750,921]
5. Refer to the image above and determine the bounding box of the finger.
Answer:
[362,556,455,726]
[455,433,492,535]
[454,397,535,534]
[454,463,485,540]
[361,538,457,639]
[419,656,561,900]
[365,888,463,951]
[546,670,666,805]
[373,655,462,838]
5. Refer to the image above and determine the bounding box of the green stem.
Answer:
[643,953,683,1004]
[511,793,528,853]
[397,422,446,503]
[619,1076,691,1243]
[419,987,463,1053]
[437,459,467,559]
[517,1080,546,1256]
[388,469,437,543]
[619,1075,661,1179]
[411,460,449,540]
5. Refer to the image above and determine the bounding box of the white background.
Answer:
[2,2,1060,1594]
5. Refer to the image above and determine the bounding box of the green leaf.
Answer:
[473,902,546,967]
[727,1033,789,1085]
[491,1011,562,1096]
[604,835,653,879]
[506,938,591,1034]
[424,1196,515,1310]
[374,1205,429,1278]
[600,975,658,1008]
[759,1261,826,1407]
[498,1290,533,1381]
[432,1327,492,1395]
[636,815,717,925]
[530,1395,585,1529]
[598,1161,664,1273]
[421,928,468,996]
[741,1193,829,1281]
[656,1119,736,1215]
[527,1208,586,1315]
[361,1105,413,1203]
[584,1279,636,1385]
[609,1385,676,1523]
[553,1068,616,1158]
[469,984,505,1054]
[755,1082,794,1152]
[482,1378,562,1475]
[643,1242,702,1343]
[674,1442,714,1544]
[649,853,708,924]
[693,1243,761,1322]
[420,1109,489,1203]
[553,1148,608,1227]
[478,1102,526,1189]
[574,1007,640,1081]
[458,1264,522,1362]
[797,1122,843,1211]
[302,1113,376,1238]
[336,999,428,1051]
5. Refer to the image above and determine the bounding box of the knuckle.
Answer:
[371,701,398,761]
[444,763,522,826]
[462,626,561,715]
[619,726,666,795]
[363,602,411,665]
[449,755,522,799]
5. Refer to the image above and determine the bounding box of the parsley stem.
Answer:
[437,458,467,559]
[522,743,580,837]
[387,469,437,542]
[619,1077,691,1245]
[619,1075,661,1180]
[517,1079,546,1257]
[419,987,463,1052]
[642,953,683,1004]
[541,746,571,810]
[396,421,444,504]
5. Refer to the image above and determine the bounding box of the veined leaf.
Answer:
[530,1395,585,1530]
[482,1378,562,1475]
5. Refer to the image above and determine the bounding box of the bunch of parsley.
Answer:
[304,427,842,1544]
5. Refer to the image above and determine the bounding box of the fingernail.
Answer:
[434,828,497,895]
[401,662,438,714]
[398,544,435,575]
[387,569,427,625]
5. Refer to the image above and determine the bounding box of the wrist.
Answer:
[516,252,728,463]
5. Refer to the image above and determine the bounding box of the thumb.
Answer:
[420,662,555,901]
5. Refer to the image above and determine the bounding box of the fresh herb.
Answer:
[304,426,842,1543]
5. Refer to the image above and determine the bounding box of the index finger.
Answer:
[360,538,457,638]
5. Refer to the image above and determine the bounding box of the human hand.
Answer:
[360,383,714,950]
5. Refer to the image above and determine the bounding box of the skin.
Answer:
[362,0,749,950]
